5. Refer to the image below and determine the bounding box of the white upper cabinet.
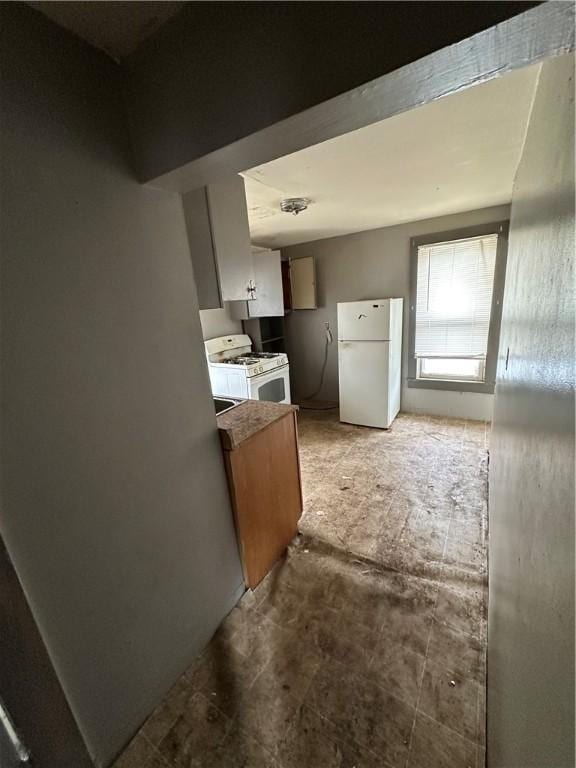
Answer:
[207,176,255,302]
[290,255,317,309]
[182,187,221,310]
[183,175,255,309]
[231,249,284,319]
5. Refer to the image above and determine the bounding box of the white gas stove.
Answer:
[205,334,291,404]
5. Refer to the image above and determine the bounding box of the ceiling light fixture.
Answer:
[280,197,310,216]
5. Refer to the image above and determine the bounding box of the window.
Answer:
[418,357,485,382]
[408,222,508,394]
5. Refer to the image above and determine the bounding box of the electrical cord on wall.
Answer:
[299,322,338,410]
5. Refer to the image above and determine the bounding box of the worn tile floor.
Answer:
[115,411,488,768]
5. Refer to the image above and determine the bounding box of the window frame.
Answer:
[417,357,486,383]
[408,221,509,394]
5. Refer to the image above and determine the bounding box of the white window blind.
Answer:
[415,234,498,358]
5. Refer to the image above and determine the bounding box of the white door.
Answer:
[338,341,390,428]
[337,300,391,341]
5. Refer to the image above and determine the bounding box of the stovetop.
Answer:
[227,352,286,366]
[204,336,288,377]
[209,350,288,377]
[227,356,262,366]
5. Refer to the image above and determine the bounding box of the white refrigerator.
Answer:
[337,298,403,429]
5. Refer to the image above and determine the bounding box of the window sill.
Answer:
[407,378,495,394]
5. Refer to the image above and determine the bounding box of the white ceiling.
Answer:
[243,65,540,249]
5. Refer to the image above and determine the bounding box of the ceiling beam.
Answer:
[147,2,573,194]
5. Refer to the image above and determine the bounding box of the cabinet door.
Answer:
[290,255,317,309]
[249,250,284,317]
[224,413,302,588]
[207,176,255,302]
[182,187,222,310]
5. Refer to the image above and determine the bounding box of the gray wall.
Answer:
[0,537,93,767]
[0,6,244,767]
[283,205,510,421]
[124,3,537,181]
[488,54,575,767]
[199,306,243,341]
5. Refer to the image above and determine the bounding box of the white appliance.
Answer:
[337,298,403,429]
[205,334,291,404]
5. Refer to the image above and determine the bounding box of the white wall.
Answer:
[488,54,575,767]
[283,205,510,421]
[0,7,244,766]
[199,305,243,340]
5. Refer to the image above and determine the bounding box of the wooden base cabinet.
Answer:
[221,409,302,589]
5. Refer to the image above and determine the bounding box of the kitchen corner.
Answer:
[215,399,303,589]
